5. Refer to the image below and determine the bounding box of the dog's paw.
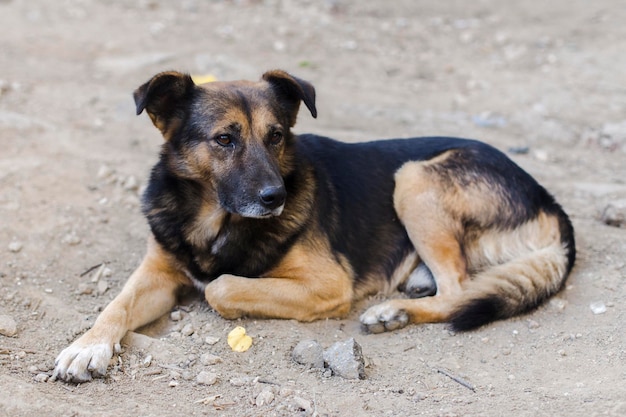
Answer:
[53,340,114,383]
[359,302,409,334]
[205,275,244,320]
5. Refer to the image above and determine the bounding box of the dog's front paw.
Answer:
[53,338,114,383]
[205,275,244,320]
[360,302,409,334]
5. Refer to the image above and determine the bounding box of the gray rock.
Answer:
[255,387,275,406]
[323,338,366,380]
[200,353,222,366]
[34,373,49,383]
[0,315,17,337]
[181,323,195,337]
[196,371,218,385]
[292,339,324,369]
[8,241,23,253]
[601,199,626,227]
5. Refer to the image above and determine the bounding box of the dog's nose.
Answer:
[259,186,286,210]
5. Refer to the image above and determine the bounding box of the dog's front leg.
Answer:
[53,238,190,383]
[205,243,354,322]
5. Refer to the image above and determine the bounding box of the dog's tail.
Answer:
[449,207,575,331]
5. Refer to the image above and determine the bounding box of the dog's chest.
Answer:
[186,219,290,282]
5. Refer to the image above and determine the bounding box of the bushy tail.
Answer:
[450,209,575,331]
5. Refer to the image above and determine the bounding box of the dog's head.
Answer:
[133,70,317,218]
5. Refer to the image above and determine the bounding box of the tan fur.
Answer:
[205,232,354,321]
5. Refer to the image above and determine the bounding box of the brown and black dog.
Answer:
[53,70,575,382]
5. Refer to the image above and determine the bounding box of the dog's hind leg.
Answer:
[53,237,191,382]
[361,158,469,333]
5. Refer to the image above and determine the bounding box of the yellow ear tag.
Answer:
[191,74,218,85]
[227,326,252,352]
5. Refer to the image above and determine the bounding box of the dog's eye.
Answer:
[215,134,233,147]
[270,131,283,145]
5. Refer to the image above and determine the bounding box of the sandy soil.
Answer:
[1,0,625,416]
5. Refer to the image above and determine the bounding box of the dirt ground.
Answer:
[1,0,625,416]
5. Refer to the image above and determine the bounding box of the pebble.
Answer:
[34,373,49,383]
[549,298,567,312]
[527,319,540,329]
[196,371,218,386]
[97,279,109,295]
[200,353,222,366]
[170,310,182,321]
[229,376,252,387]
[255,387,275,406]
[123,175,139,191]
[291,396,312,413]
[8,241,23,253]
[600,199,626,228]
[78,283,93,295]
[0,315,17,337]
[168,380,179,387]
[181,323,195,337]
[323,338,366,380]
[97,164,115,180]
[205,336,220,345]
[62,233,82,246]
[292,339,324,369]
[143,355,153,367]
[590,301,607,315]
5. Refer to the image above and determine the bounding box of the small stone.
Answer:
[200,353,222,366]
[323,338,366,380]
[533,149,550,162]
[0,315,17,337]
[549,298,567,312]
[34,373,49,383]
[590,301,607,315]
[62,233,82,246]
[527,319,540,329]
[78,283,93,295]
[255,387,275,406]
[8,241,23,253]
[292,339,324,369]
[143,355,153,367]
[205,336,220,345]
[181,323,195,337]
[558,349,567,357]
[170,310,182,321]
[229,376,251,387]
[196,371,218,386]
[123,175,139,191]
[168,380,179,387]
[28,365,39,374]
[291,396,312,413]
[97,165,115,179]
[600,199,626,228]
[97,279,109,295]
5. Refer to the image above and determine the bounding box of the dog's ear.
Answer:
[262,70,317,126]
[133,71,195,138]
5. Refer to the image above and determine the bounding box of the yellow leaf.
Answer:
[227,326,252,352]
[191,74,218,85]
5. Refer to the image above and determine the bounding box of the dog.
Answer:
[53,70,575,382]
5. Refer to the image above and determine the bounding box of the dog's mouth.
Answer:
[236,203,285,219]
